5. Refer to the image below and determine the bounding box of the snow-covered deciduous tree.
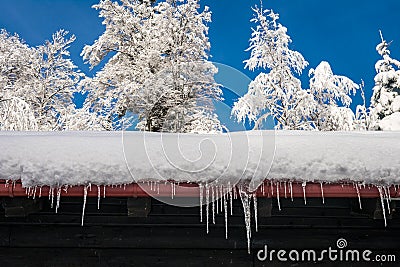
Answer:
[233,6,360,131]
[81,0,223,132]
[231,6,310,130]
[370,31,400,130]
[0,30,38,130]
[307,61,359,130]
[0,29,97,131]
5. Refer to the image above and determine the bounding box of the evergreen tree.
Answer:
[370,32,400,130]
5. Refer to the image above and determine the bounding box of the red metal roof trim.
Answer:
[0,180,399,198]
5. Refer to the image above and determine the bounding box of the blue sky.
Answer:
[1,0,399,130]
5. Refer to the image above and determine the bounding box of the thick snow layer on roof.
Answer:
[0,131,399,188]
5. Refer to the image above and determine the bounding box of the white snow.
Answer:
[379,113,400,131]
[0,130,399,188]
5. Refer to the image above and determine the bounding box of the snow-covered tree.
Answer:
[81,0,223,132]
[0,30,37,130]
[370,32,400,130]
[307,61,359,130]
[231,6,310,130]
[0,29,96,131]
[233,6,360,131]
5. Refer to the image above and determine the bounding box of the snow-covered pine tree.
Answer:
[370,31,400,130]
[81,0,223,133]
[0,29,96,131]
[307,61,359,131]
[231,6,310,130]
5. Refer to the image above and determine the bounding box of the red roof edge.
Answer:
[0,180,398,198]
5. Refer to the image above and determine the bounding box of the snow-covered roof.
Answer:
[0,130,399,188]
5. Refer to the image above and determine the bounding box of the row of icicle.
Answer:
[3,180,398,254]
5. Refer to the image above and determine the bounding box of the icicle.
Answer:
[229,187,233,216]
[103,185,106,199]
[39,187,42,198]
[302,181,307,205]
[261,182,265,195]
[32,186,37,200]
[320,182,325,204]
[270,182,274,196]
[377,186,387,227]
[383,186,391,214]
[253,193,258,232]
[50,187,55,209]
[356,184,362,210]
[289,182,293,201]
[284,182,287,198]
[212,185,215,224]
[216,185,219,214]
[206,184,210,234]
[276,183,281,211]
[239,189,252,254]
[55,187,61,213]
[171,182,174,199]
[224,192,228,239]
[220,185,223,213]
[157,183,160,194]
[81,185,88,226]
[97,185,101,210]
[199,184,203,223]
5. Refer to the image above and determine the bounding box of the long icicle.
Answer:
[239,188,252,254]
[55,186,61,213]
[199,184,203,223]
[212,185,215,224]
[81,185,88,226]
[253,193,258,232]
[224,191,228,239]
[356,184,362,210]
[206,184,210,234]
[377,186,387,227]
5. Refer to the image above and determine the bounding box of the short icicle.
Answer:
[97,185,101,210]
[320,182,325,204]
[81,185,88,226]
[55,186,61,213]
[302,181,307,205]
[284,182,287,198]
[276,183,281,211]
[289,182,293,201]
